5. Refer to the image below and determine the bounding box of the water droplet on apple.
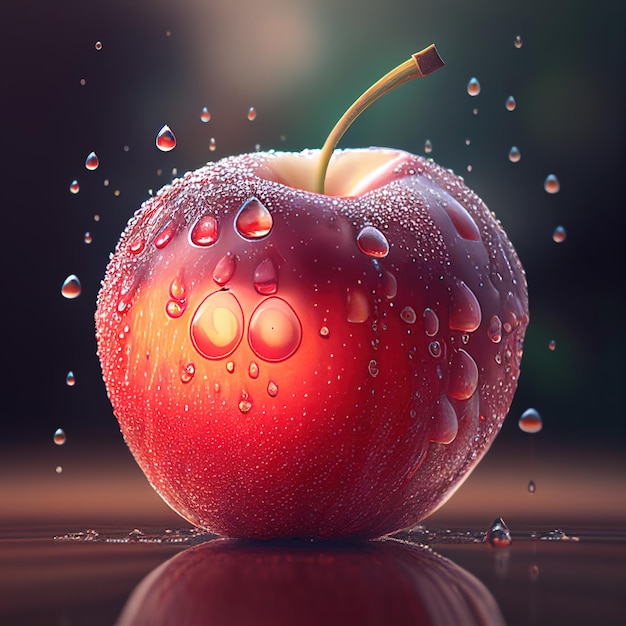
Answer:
[247,106,257,121]
[440,198,481,241]
[235,197,273,239]
[508,146,521,162]
[430,394,458,444]
[368,359,379,377]
[449,281,482,332]
[166,299,186,318]
[528,479,536,494]
[356,226,389,258]
[154,221,177,249]
[514,35,522,48]
[467,77,480,96]
[544,174,560,194]
[85,151,99,170]
[69,180,80,194]
[381,271,397,299]
[249,297,302,362]
[226,361,235,374]
[248,361,259,379]
[423,308,439,337]
[239,392,253,414]
[61,274,81,299]
[209,137,217,151]
[253,258,278,295]
[267,381,279,397]
[65,371,76,386]
[169,275,186,301]
[319,326,330,338]
[190,291,244,359]
[519,408,542,433]
[485,517,512,547]
[505,96,516,111]
[428,341,442,358]
[181,362,195,384]
[346,287,370,323]
[424,139,432,154]
[448,349,479,400]
[213,252,236,285]
[552,225,566,243]
[156,125,176,152]
[548,339,556,351]
[190,215,219,247]
[487,315,502,343]
[54,428,66,445]
[200,107,211,123]
[400,306,417,324]
[129,235,145,255]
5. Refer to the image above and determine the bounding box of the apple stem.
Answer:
[313,44,445,194]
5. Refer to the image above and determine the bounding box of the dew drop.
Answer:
[65,371,76,386]
[356,225,389,258]
[213,252,236,286]
[209,137,217,151]
[487,315,503,343]
[448,348,479,401]
[484,517,512,547]
[226,361,235,374]
[54,428,66,445]
[449,281,482,332]
[519,408,542,434]
[544,174,560,194]
[69,180,80,194]
[467,77,481,96]
[400,306,417,324]
[190,214,219,246]
[508,146,521,163]
[505,96,516,111]
[84,232,92,244]
[368,359,379,378]
[552,225,566,243]
[200,107,211,123]
[156,125,176,152]
[319,326,330,338]
[190,291,244,360]
[249,297,302,362]
[424,139,432,154]
[180,362,195,384]
[165,299,186,319]
[346,287,370,323]
[548,339,556,351]
[154,221,177,249]
[253,258,278,295]
[430,393,458,444]
[61,274,81,299]
[423,308,440,337]
[247,106,257,121]
[235,197,273,239]
[428,341,442,358]
[528,479,536,494]
[85,151,99,170]
[95,41,102,50]
[267,381,279,397]
[248,361,259,379]
[514,35,523,49]
[129,235,145,255]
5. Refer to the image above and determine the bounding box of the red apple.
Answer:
[95,46,528,539]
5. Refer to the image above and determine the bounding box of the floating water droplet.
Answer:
[487,315,502,343]
[123,145,130,152]
[368,359,379,377]
[519,408,542,433]
[346,287,370,323]
[423,308,439,337]
[69,180,80,194]
[552,225,566,243]
[467,77,481,96]
[54,428,66,445]
[448,348,479,401]
[84,232,92,244]
[247,106,257,121]
[61,274,81,299]
[95,41,102,50]
[65,371,76,386]
[209,137,217,151]
[80,78,86,86]
[190,214,219,247]
[253,258,278,295]
[156,125,176,152]
[472,108,478,115]
[465,138,471,146]
[505,96,516,111]
[154,221,177,249]
[200,107,211,123]
[166,299,186,319]
[449,281,482,332]
[181,362,195,384]
[428,340,442,358]
[235,197,273,239]
[56,466,63,474]
[267,381,279,397]
[548,339,556,351]
[213,252,236,286]
[319,326,330,338]
[430,393,458,444]
[514,35,522,49]
[190,291,244,360]
[544,174,560,194]
[249,297,302,362]
[528,479,536,494]
[508,146,521,163]
[424,139,432,154]
[85,151,99,171]
[484,517,512,547]
[248,361,259,379]
[356,225,389,258]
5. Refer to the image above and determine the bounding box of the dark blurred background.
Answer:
[1,0,624,524]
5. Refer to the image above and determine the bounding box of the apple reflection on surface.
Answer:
[117,537,504,626]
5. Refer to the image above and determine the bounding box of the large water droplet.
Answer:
[165,299,186,318]
[449,281,482,332]
[430,394,458,444]
[346,287,370,323]
[85,151,99,170]
[552,225,566,243]
[200,107,211,123]
[505,96,516,111]
[400,306,417,324]
[235,197,273,239]
[487,315,502,343]
[544,174,560,194]
[156,125,176,152]
[248,297,302,362]
[248,361,260,379]
[448,349,479,401]
[356,226,389,258]
[428,340,442,358]
[467,77,481,96]
[169,275,186,301]
[508,146,521,163]
[190,291,244,360]
[65,371,76,386]
[61,274,82,299]
[484,517,512,547]
[247,106,257,121]
[54,428,66,445]
[423,308,440,337]
[440,199,481,241]
[154,221,177,249]
[267,381,279,397]
[129,235,145,255]
[253,258,278,295]
[190,215,219,247]
[213,252,236,286]
[519,408,542,433]
[69,180,80,194]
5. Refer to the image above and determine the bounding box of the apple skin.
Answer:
[95,148,528,540]
[117,538,505,626]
